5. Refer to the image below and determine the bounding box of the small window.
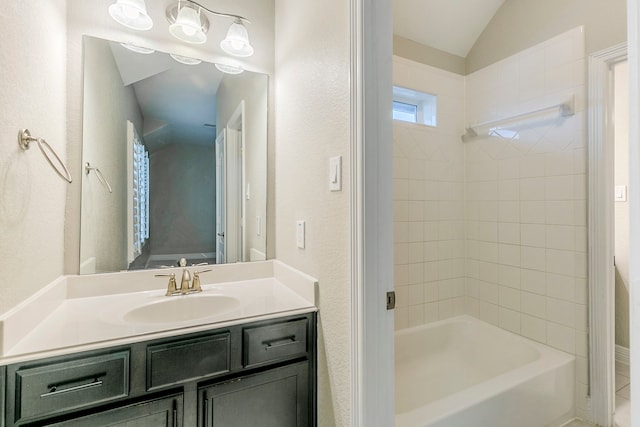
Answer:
[392,101,418,122]
[392,86,437,127]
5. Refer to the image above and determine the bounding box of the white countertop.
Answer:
[0,260,317,365]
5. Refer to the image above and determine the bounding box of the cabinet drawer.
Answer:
[147,332,231,390]
[13,351,129,423]
[243,318,308,368]
[43,393,183,427]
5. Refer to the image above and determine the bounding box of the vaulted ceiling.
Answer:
[393,0,506,58]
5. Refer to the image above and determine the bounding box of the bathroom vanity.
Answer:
[0,261,317,427]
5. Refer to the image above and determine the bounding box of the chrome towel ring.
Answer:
[85,162,113,193]
[18,129,72,183]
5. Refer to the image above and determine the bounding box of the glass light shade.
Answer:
[170,54,202,65]
[120,43,155,54]
[220,20,254,57]
[108,0,153,31]
[215,63,244,75]
[169,5,207,44]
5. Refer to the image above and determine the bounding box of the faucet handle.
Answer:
[155,273,179,296]
[191,269,212,293]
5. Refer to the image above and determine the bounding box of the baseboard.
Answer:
[616,344,630,366]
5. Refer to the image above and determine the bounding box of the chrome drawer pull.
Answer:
[40,378,104,398]
[264,336,297,349]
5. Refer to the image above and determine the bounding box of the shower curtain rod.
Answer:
[462,96,575,142]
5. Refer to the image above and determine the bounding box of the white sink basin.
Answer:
[122,294,241,324]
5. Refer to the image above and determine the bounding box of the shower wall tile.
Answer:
[393,56,465,329]
[463,27,588,415]
[394,26,587,418]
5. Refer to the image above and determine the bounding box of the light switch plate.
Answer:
[329,156,342,191]
[296,220,305,249]
[615,185,627,202]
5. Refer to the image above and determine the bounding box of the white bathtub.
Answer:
[395,315,575,427]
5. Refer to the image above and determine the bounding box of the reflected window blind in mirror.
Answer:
[128,121,150,263]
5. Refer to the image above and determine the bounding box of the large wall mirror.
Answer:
[80,36,268,274]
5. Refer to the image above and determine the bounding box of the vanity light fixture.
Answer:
[108,0,153,31]
[170,54,202,65]
[166,1,253,57]
[120,43,155,54]
[220,19,254,57]
[214,63,244,75]
[168,1,208,44]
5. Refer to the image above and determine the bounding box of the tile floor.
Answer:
[615,361,631,427]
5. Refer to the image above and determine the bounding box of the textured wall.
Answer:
[0,1,67,315]
[467,0,627,73]
[392,56,466,329]
[274,0,351,425]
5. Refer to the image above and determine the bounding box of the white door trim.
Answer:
[588,42,627,427]
[350,0,394,425]
[626,0,640,422]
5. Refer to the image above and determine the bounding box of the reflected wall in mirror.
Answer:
[80,36,268,274]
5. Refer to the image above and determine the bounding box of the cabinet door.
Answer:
[199,362,309,427]
[45,394,182,427]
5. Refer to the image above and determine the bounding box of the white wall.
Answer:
[392,57,466,328]
[274,0,351,425]
[464,27,588,418]
[0,1,67,315]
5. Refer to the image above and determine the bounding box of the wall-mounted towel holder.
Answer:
[461,97,575,142]
[18,129,72,183]
[85,162,113,193]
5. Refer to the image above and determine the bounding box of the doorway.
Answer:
[588,43,628,427]
[612,59,631,427]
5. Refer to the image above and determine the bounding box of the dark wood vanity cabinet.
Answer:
[44,393,183,427]
[2,312,316,427]
[199,362,309,427]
